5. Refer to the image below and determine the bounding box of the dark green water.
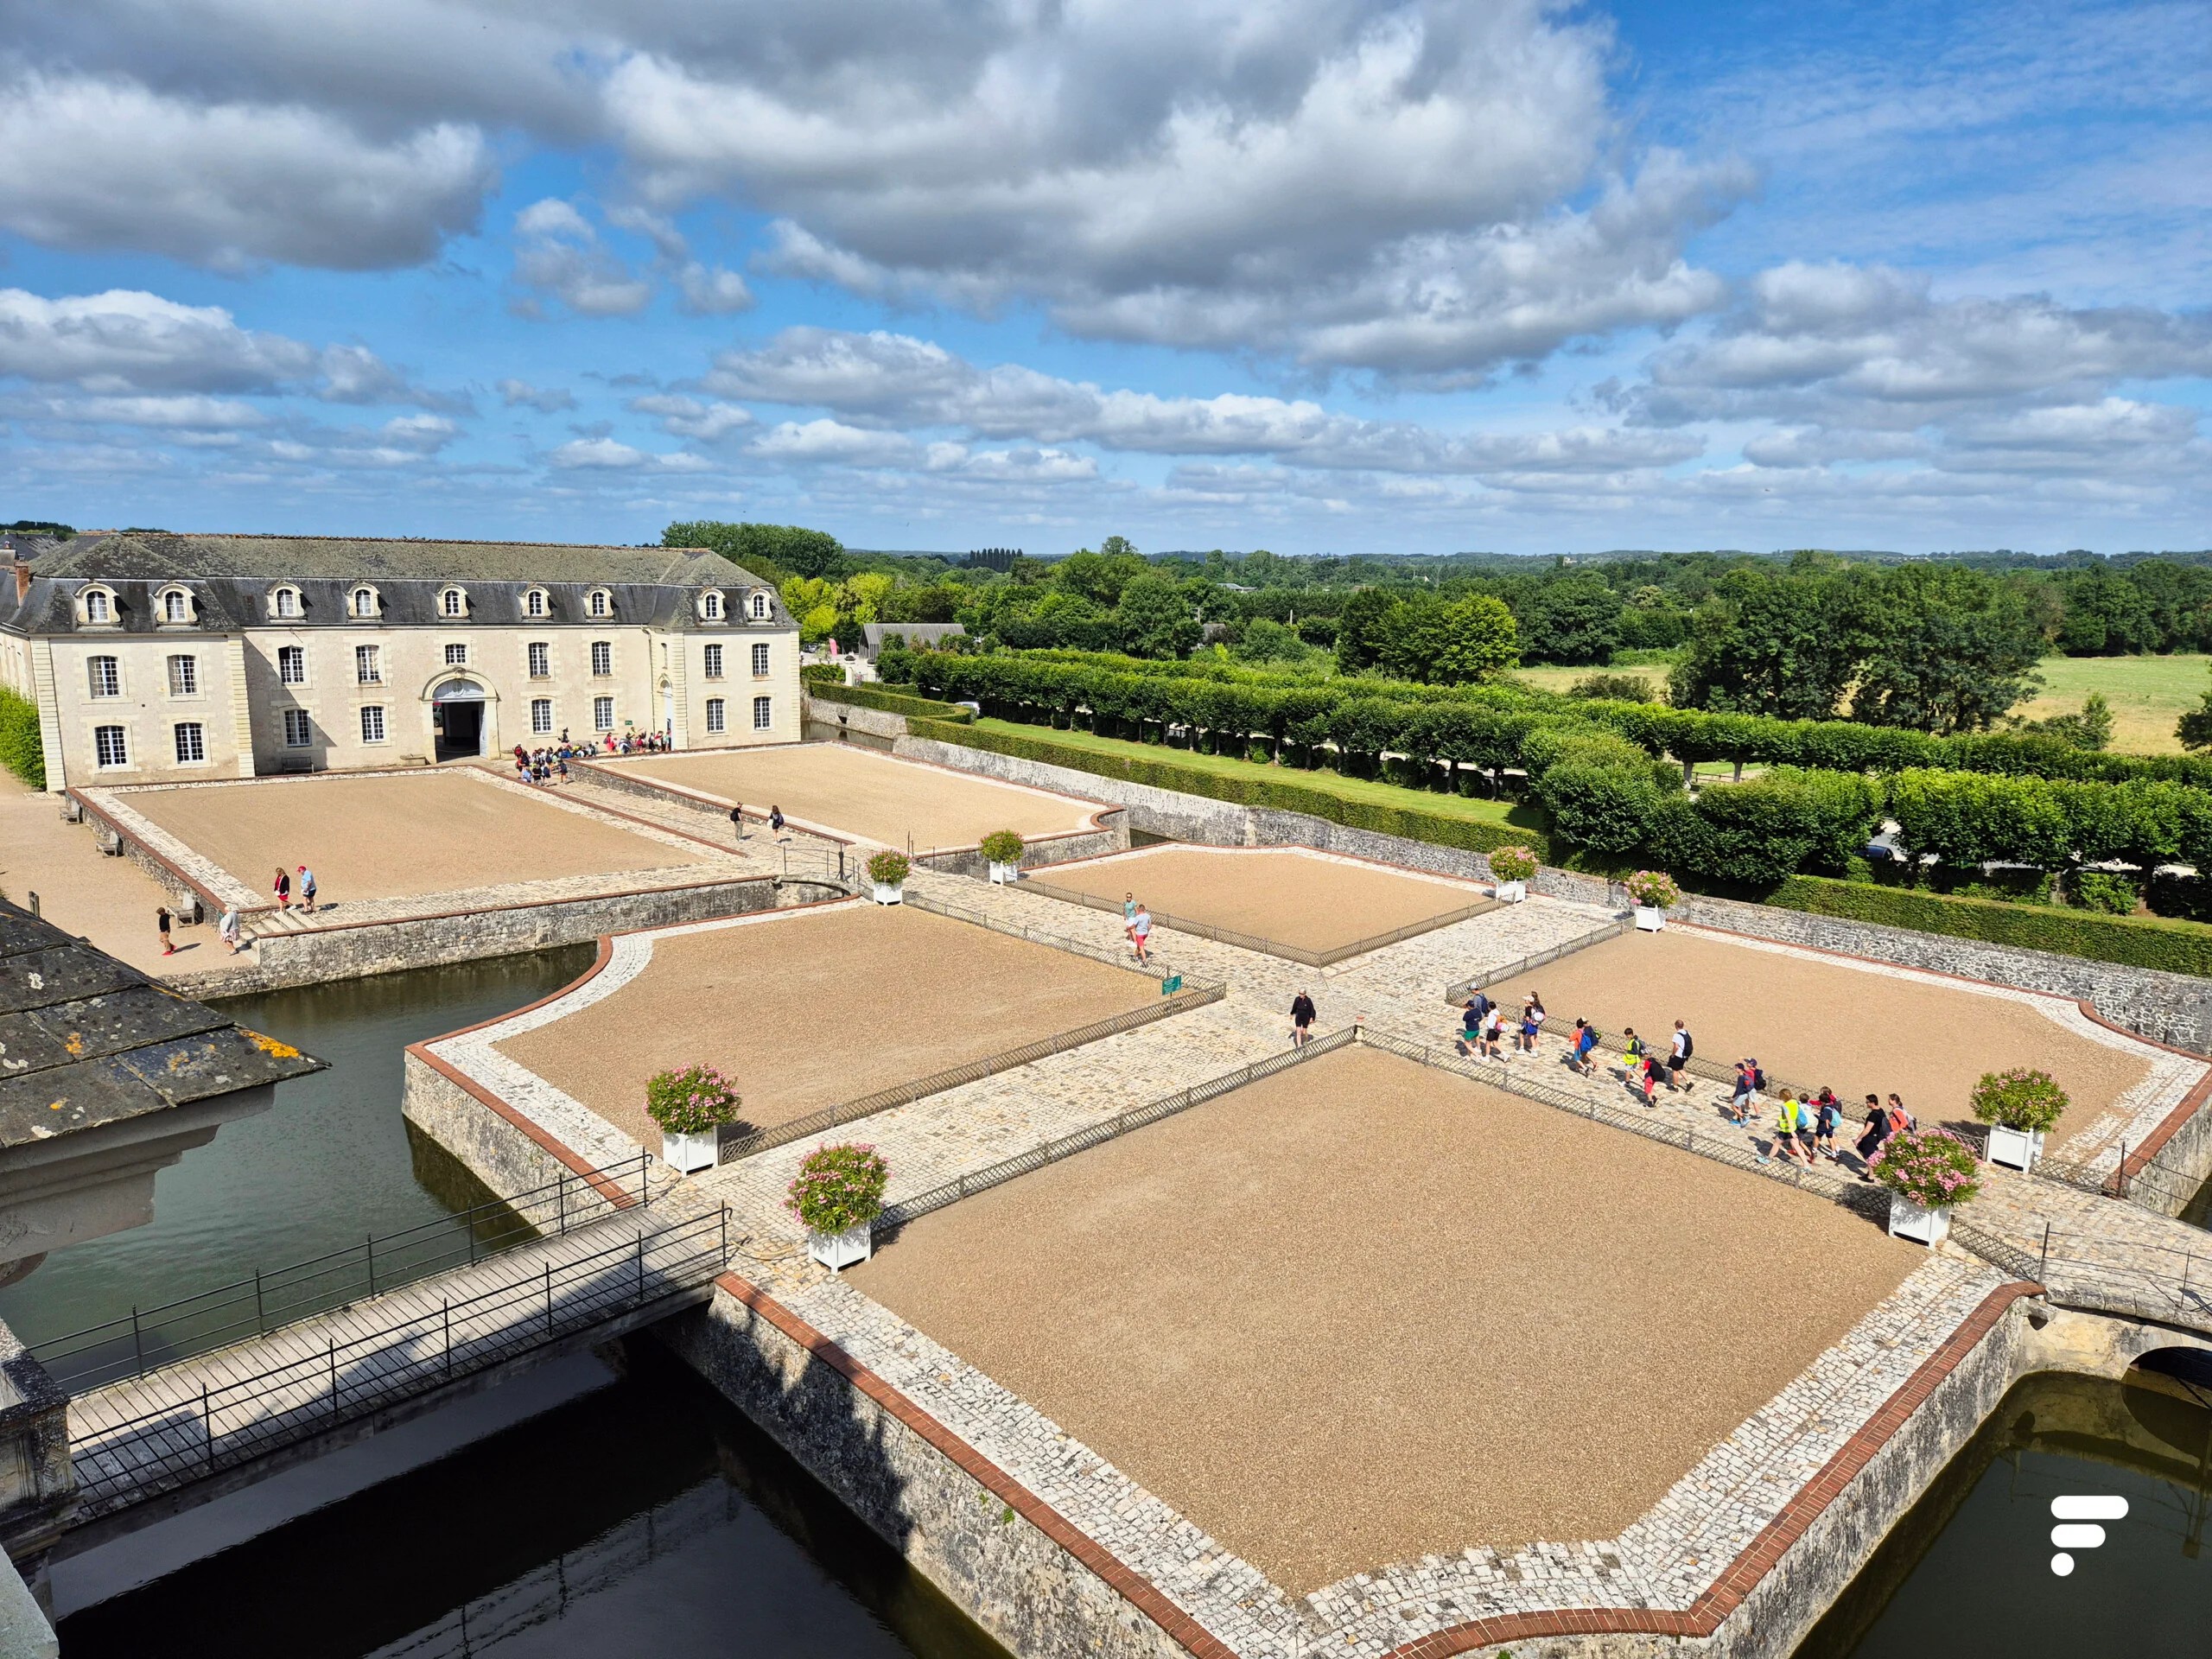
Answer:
[1799,1368,2212,1656]
[57,1338,1008,1659]
[0,948,593,1350]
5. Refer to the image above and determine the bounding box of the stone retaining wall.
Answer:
[803,696,906,752]
[657,1283,1200,1659]
[399,1051,582,1198]
[895,734,2212,1055]
[162,874,817,998]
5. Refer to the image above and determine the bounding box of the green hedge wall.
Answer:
[799,664,845,686]
[0,688,42,791]
[1765,874,2212,979]
[809,681,976,722]
[907,718,1549,861]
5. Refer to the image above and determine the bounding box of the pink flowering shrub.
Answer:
[1870,1127,1981,1210]
[787,1143,890,1235]
[1970,1067,2069,1134]
[1625,869,1680,909]
[1489,845,1539,884]
[645,1064,742,1136]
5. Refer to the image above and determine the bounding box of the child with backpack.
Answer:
[1569,1018,1599,1076]
[1814,1089,1843,1160]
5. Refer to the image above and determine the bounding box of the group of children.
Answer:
[511,744,575,785]
[1452,988,1917,1179]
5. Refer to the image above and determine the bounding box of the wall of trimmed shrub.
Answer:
[809,681,976,723]
[0,688,43,791]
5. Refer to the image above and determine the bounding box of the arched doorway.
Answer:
[431,677,487,761]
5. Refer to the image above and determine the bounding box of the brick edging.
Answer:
[712,1268,1239,1659]
[404,1039,638,1207]
[1378,1280,2043,1658]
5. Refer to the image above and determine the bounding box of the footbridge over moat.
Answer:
[28,1160,730,1560]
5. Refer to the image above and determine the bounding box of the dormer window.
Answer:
[702,591,723,620]
[82,587,115,625]
[749,591,769,620]
[271,585,303,620]
[524,588,550,619]
[440,587,467,618]
[588,588,611,619]
[350,586,379,620]
[158,586,194,625]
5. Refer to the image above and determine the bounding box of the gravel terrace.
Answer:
[1486,925,2153,1149]
[616,743,1104,850]
[849,1042,1920,1594]
[1024,845,1490,956]
[119,770,702,904]
[495,902,1161,1151]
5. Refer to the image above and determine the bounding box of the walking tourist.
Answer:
[156,906,174,957]
[1619,1027,1645,1080]
[1638,1049,1664,1106]
[730,804,745,842]
[272,867,290,910]
[1886,1093,1916,1135]
[1122,890,1137,925]
[1290,990,1317,1047]
[1570,1017,1599,1075]
[218,905,241,955]
[770,805,786,836]
[1455,994,1488,1057]
[1727,1059,1758,1124]
[1481,1000,1507,1060]
[1854,1094,1888,1179]
[297,865,317,914]
[1814,1089,1843,1159]
[1518,993,1547,1053]
[1762,1092,1811,1166]
[1129,903,1153,965]
[1667,1020,1693,1091]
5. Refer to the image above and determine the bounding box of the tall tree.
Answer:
[1115,574,1200,658]
[664,520,847,580]
[1669,568,1870,720]
[1850,565,2044,734]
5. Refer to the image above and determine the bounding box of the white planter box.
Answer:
[988,861,1018,886]
[1494,880,1527,903]
[660,1127,720,1174]
[807,1223,873,1271]
[1887,1194,1952,1247]
[1634,906,1668,931]
[870,880,906,906]
[1986,1124,2046,1172]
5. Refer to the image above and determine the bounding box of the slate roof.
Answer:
[0,532,796,636]
[0,899,325,1151]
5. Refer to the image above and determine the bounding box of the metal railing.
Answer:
[777,843,849,887]
[35,1154,661,1393]
[1017,878,1499,968]
[72,1205,730,1517]
[900,886,1218,988]
[1443,916,1631,1002]
[880,1027,1357,1230]
[719,980,1226,1164]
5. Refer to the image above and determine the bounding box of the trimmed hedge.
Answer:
[799,664,845,686]
[809,681,976,723]
[0,688,42,791]
[1765,874,2212,979]
[908,718,1550,861]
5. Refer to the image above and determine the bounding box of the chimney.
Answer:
[11,562,27,603]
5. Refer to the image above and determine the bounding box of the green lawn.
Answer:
[969,718,1542,830]
[2012,654,2209,755]
[1504,662,1668,701]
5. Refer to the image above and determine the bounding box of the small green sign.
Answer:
[1160,974,1184,995]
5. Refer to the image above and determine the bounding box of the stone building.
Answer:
[0,532,800,790]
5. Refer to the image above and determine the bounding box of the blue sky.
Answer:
[0,0,2205,556]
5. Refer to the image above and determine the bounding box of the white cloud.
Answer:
[626,394,755,441]
[0,71,493,270]
[544,435,707,471]
[749,420,918,467]
[511,199,653,318]
[498,378,577,413]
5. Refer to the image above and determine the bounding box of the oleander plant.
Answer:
[1970,1067,2069,1135]
[866,849,912,887]
[980,830,1026,865]
[1869,1127,1983,1210]
[645,1064,742,1136]
[1625,868,1681,909]
[787,1143,891,1236]
[1488,845,1538,884]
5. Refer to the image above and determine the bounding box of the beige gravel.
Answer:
[0,772,184,971]
[122,771,700,906]
[1027,846,1488,954]
[850,1045,1918,1592]
[497,903,1157,1150]
[618,743,1103,850]
[1497,926,2152,1148]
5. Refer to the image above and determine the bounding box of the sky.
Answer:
[0,0,2206,557]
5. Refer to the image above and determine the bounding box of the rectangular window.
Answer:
[527,641,550,678]
[278,645,306,685]
[88,656,120,697]
[444,642,467,667]
[283,709,312,747]
[163,591,189,623]
[705,697,725,733]
[355,645,381,684]
[360,706,387,744]
[702,644,723,679]
[593,696,614,732]
[751,641,770,677]
[167,654,198,697]
[590,640,612,677]
[94,725,127,767]
[753,695,772,731]
[531,698,553,734]
[173,721,206,764]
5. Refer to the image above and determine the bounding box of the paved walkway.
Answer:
[0,772,190,972]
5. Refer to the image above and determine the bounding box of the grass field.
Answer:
[969,717,1545,832]
[2012,653,2209,754]
[1505,662,1666,700]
